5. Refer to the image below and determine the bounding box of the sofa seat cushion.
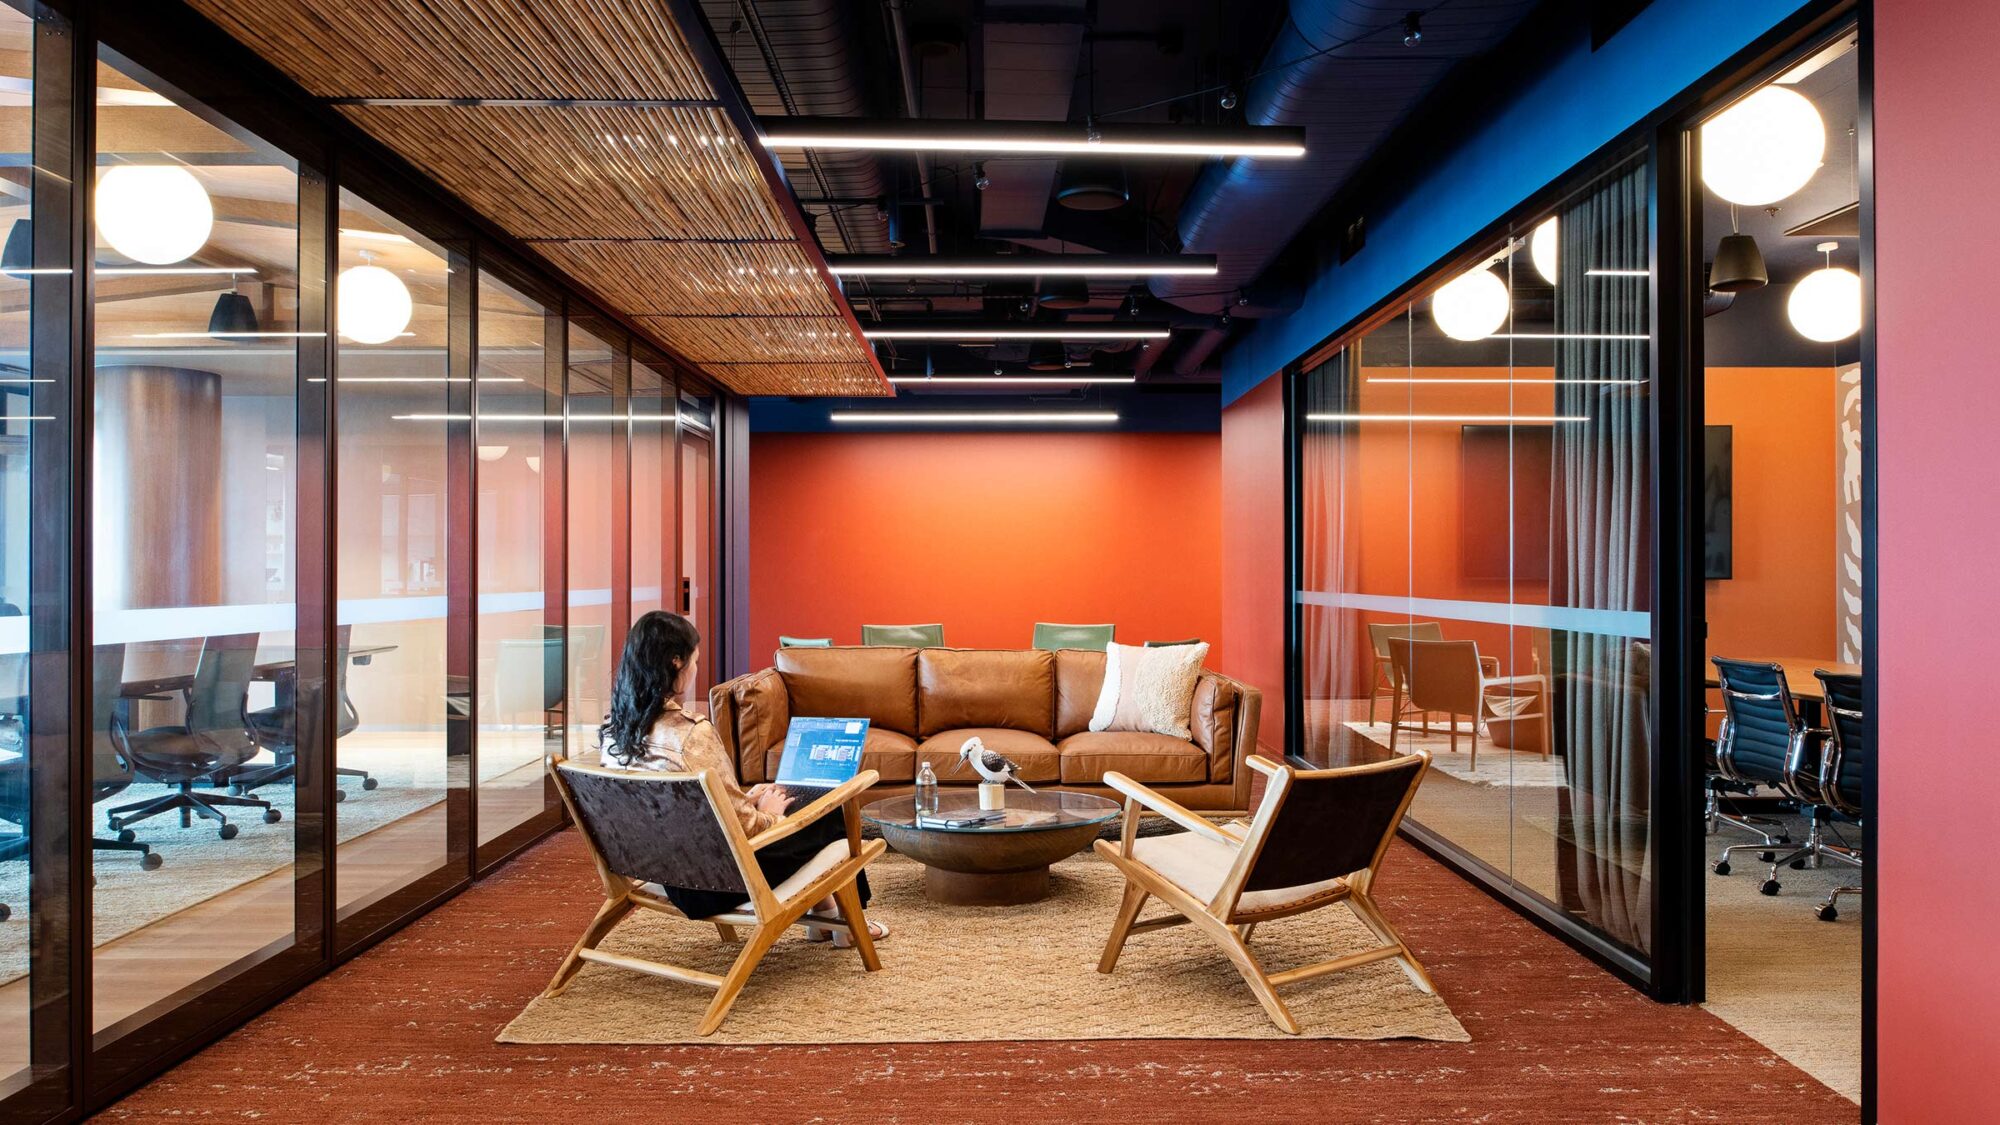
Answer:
[764,727,917,784]
[916,728,1061,784]
[1130,831,1351,914]
[1058,731,1207,785]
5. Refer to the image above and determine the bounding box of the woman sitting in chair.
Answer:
[598,611,886,946]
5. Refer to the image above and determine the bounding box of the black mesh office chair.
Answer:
[236,625,378,801]
[1709,657,1815,893]
[106,633,282,840]
[93,643,164,869]
[1802,670,1866,921]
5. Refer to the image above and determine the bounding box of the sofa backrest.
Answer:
[1054,648,1107,738]
[917,648,1054,738]
[774,645,919,734]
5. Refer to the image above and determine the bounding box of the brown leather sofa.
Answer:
[709,646,1262,813]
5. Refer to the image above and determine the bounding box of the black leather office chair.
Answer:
[1709,657,1816,893]
[106,633,281,840]
[1802,670,1866,921]
[235,625,378,801]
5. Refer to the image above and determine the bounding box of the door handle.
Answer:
[680,577,692,613]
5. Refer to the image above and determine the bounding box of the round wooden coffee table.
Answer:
[863,790,1122,906]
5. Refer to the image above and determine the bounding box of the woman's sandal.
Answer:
[832,920,890,948]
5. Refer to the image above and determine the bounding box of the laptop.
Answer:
[774,716,870,805]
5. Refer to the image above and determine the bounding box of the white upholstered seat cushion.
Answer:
[738,838,854,913]
[1130,830,1350,913]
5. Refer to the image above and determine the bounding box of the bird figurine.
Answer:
[954,736,1036,792]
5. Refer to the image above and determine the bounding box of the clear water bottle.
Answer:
[914,761,940,816]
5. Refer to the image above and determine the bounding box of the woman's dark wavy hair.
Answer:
[598,610,701,764]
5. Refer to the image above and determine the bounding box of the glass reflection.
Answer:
[476,270,557,846]
[565,321,619,751]
[1294,152,1654,957]
[677,392,714,705]
[332,190,457,921]
[87,50,301,1041]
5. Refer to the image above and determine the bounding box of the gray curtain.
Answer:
[1551,158,1654,955]
[1298,350,1359,754]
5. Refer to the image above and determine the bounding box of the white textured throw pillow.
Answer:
[1089,641,1210,738]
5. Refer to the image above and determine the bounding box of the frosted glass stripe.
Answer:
[1294,590,1650,639]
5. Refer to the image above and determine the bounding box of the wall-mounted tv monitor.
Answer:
[1705,424,1733,579]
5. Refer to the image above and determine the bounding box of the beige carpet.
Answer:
[1345,720,1568,789]
[1703,814,1862,1104]
[499,853,1468,1046]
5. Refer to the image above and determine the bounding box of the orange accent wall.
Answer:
[1221,377,1286,752]
[748,432,1222,661]
[1703,366,1839,663]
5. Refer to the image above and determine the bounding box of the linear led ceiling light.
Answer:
[1365,377,1643,386]
[888,375,1136,385]
[831,411,1120,424]
[830,254,1217,278]
[759,116,1306,159]
[1306,413,1589,423]
[863,325,1169,341]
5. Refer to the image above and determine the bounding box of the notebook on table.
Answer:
[774,716,870,806]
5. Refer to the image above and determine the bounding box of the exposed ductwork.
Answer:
[976,0,1089,238]
[702,0,894,259]
[1152,0,1539,313]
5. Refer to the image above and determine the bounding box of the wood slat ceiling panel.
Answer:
[340,105,789,240]
[636,315,867,365]
[694,363,886,397]
[184,0,713,100]
[532,241,841,317]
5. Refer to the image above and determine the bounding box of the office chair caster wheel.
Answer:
[1756,851,1775,862]
[1759,878,1781,896]
[1788,857,1807,870]
[140,852,163,871]
[228,784,245,796]
[0,903,10,922]
[362,777,378,791]
[1816,904,1838,922]
[1712,860,1731,876]
[117,828,136,844]
[218,823,239,841]
[263,808,282,824]
[334,789,347,803]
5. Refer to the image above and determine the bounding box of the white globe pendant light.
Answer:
[337,264,414,344]
[1431,267,1509,342]
[1700,85,1825,206]
[97,165,214,265]
[1529,216,1559,285]
[1787,241,1860,342]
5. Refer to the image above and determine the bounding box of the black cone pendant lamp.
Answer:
[1710,204,1768,293]
[207,290,260,336]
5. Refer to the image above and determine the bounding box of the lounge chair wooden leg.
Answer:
[1468,716,1478,771]
[544,897,634,998]
[1217,926,1300,1034]
[713,922,738,942]
[1347,892,1436,995]
[697,920,786,1036]
[1098,879,1151,974]
[1236,922,1259,943]
[831,879,882,972]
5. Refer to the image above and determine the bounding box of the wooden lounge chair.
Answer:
[546,757,886,1035]
[1094,752,1434,1033]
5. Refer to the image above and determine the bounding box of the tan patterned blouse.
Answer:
[601,702,780,836]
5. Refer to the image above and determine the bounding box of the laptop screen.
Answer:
[775,716,870,788]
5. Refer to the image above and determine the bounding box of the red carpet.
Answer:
[99,830,1855,1123]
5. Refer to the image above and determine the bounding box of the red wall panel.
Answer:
[747,432,1222,663]
[1874,1,2000,1117]
[1220,377,1287,753]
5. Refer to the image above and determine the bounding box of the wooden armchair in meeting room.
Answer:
[104,633,283,841]
[544,756,886,1036]
[1367,622,1445,727]
[232,624,378,801]
[1093,752,1437,1033]
[1386,637,1551,768]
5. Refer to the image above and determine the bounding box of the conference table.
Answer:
[119,645,396,700]
[1705,655,1862,725]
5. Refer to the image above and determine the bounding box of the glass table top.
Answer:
[862,789,1121,834]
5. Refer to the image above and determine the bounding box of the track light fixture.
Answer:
[1220,89,1239,110]
[973,162,991,191]
[1402,12,1423,47]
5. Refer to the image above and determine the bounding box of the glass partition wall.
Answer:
[1292,149,1660,980]
[0,11,733,1117]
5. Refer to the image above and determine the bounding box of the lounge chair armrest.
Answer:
[747,769,880,851]
[1103,771,1238,846]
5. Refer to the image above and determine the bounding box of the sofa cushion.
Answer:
[916,728,1061,784]
[776,645,918,734]
[726,667,791,782]
[1054,649,1106,738]
[917,648,1054,738]
[765,727,917,784]
[1058,731,1208,785]
[1190,675,1238,783]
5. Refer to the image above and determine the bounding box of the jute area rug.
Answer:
[498,853,1469,1045]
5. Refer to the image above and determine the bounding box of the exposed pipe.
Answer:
[886,0,940,255]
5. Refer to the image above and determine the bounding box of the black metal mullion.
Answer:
[294,157,335,978]
[448,238,476,878]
